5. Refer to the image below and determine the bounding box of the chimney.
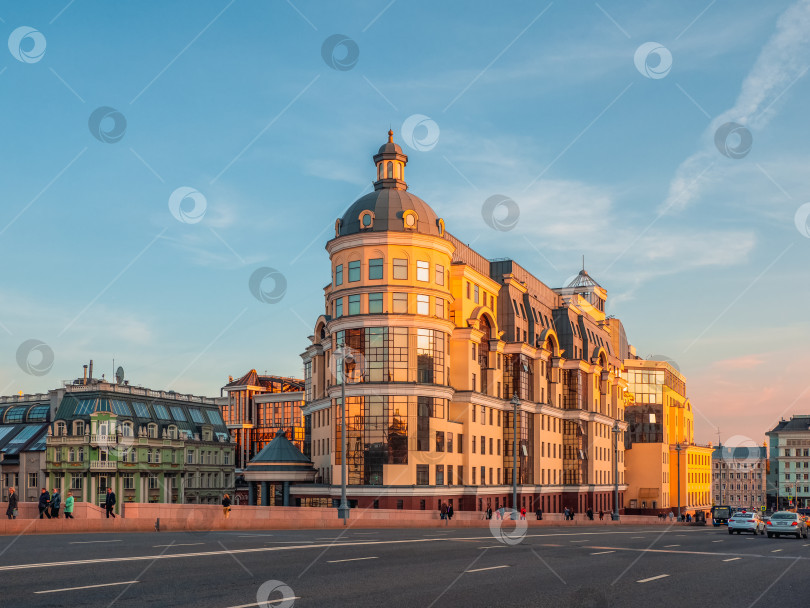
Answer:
[83,365,88,385]
[89,360,94,383]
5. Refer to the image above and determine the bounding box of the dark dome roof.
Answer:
[339,189,442,237]
[377,140,404,155]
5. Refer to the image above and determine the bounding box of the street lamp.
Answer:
[611,420,621,521]
[511,393,520,521]
[675,442,683,521]
[335,347,357,525]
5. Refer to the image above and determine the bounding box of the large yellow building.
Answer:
[623,359,712,514]
[298,132,631,515]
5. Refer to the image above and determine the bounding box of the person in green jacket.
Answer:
[64,492,75,519]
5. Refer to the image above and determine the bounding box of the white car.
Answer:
[766,511,809,539]
[728,510,765,535]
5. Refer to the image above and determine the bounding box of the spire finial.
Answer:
[387,129,393,143]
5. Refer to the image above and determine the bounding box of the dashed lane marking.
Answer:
[327,556,378,563]
[723,557,742,562]
[35,581,138,594]
[637,574,669,583]
[590,551,615,555]
[663,544,680,548]
[68,540,122,544]
[466,565,510,573]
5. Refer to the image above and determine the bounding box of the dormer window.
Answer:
[359,210,374,230]
[402,209,418,230]
[147,423,158,439]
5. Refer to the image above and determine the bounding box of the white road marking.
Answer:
[327,556,378,563]
[569,540,587,543]
[663,544,679,548]
[478,545,509,549]
[631,536,645,539]
[637,574,669,583]
[35,581,138,594]
[238,534,274,538]
[772,549,783,553]
[153,543,204,548]
[68,540,122,544]
[712,540,723,543]
[723,557,742,562]
[225,599,302,608]
[590,551,615,555]
[466,565,510,573]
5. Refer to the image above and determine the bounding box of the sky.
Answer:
[2,0,809,448]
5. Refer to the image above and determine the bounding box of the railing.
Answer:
[61,381,220,404]
[90,461,117,471]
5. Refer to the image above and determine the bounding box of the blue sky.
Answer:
[2,0,809,446]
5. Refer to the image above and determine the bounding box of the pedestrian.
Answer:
[599,510,604,521]
[499,506,505,520]
[587,508,593,521]
[38,488,51,519]
[571,509,576,522]
[564,507,570,521]
[668,511,674,522]
[50,488,61,518]
[440,502,447,521]
[520,507,526,520]
[222,493,231,519]
[6,488,18,519]
[486,507,492,520]
[535,507,543,521]
[447,504,454,521]
[64,492,74,519]
[104,487,116,519]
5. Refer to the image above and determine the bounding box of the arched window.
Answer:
[68,448,75,462]
[55,421,66,436]
[122,421,134,437]
[154,449,161,463]
[147,423,158,439]
[387,161,393,178]
[378,163,383,179]
[75,421,85,436]
[78,447,84,462]
[147,449,153,463]
[98,422,108,437]
[168,425,177,440]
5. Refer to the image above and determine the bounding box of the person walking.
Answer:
[64,492,75,519]
[564,507,570,521]
[38,488,51,519]
[486,506,492,520]
[499,506,505,520]
[104,487,116,519]
[599,510,604,521]
[447,504,454,521]
[520,507,526,520]
[587,508,593,521]
[535,507,543,521]
[6,488,18,519]
[50,488,61,518]
[440,502,448,525]
[222,494,231,519]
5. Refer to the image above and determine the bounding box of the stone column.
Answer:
[248,481,256,506]
[260,481,270,506]
[282,481,290,507]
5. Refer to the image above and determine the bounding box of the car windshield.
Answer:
[771,513,796,520]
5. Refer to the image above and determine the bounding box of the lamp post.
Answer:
[611,420,621,521]
[335,348,356,524]
[675,442,683,521]
[511,393,520,520]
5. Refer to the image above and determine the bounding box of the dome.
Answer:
[335,130,445,238]
[339,189,443,237]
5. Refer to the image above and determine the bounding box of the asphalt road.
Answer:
[1,523,809,607]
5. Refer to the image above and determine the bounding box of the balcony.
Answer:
[90,461,117,471]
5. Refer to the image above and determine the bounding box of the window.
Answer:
[335,297,343,317]
[335,264,343,286]
[435,298,445,319]
[472,436,476,453]
[393,293,408,314]
[458,434,463,453]
[416,465,429,485]
[70,474,83,490]
[458,465,464,484]
[448,465,454,486]
[368,293,383,314]
[474,284,479,304]
[187,449,195,464]
[393,258,408,280]
[369,258,383,280]
[436,465,445,486]
[348,294,360,315]
[417,260,429,282]
[348,261,360,282]
[436,431,445,452]
[481,436,486,455]
[123,473,134,490]
[480,466,486,485]
[417,295,429,315]
[148,475,159,490]
[28,473,38,488]
[147,423,158,438]
[436,264,444,285]
[447,432,454,453]
[132,402,150,418]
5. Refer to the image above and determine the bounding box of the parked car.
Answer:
[765,511,808,539]
[728,510,765,535]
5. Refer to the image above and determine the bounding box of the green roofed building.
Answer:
[4,361,236,510]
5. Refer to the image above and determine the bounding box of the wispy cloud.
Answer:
[663,0,810,212]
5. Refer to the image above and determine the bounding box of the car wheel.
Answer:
[728,529,733,535]
[767,532,773,538]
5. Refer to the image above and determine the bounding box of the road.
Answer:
[1,524,809,607]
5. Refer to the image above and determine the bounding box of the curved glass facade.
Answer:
[336,327,447,385]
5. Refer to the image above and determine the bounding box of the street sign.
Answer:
[760,506,766,512]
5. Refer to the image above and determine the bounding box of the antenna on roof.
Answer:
[582,255,585,272]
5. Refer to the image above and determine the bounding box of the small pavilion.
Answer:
[243,431,316,506]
